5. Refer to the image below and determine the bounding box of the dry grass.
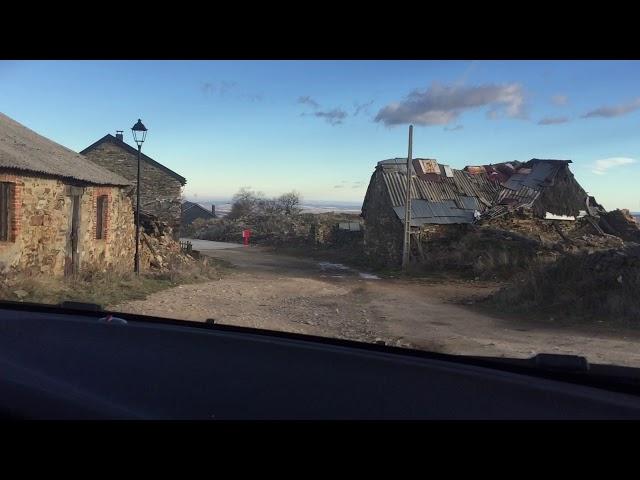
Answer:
[413,227,549,280]
[488,246,640,324]
[0,256,230,309]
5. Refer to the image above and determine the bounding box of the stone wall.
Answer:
[0,172,135,276]
[82,141,183,236]
[362,170,405,268]
[79,185,136,273]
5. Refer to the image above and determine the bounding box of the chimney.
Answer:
[115,130,124,141]
[211,205,216,216]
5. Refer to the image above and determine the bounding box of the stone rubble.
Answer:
[138,212,195,272]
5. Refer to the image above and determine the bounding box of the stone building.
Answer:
[0,112,135,276]
[80,131,186,237]
[361,157,594,267]
[181,200,216,227]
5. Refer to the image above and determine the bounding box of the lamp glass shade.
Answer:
[131,119,148,145]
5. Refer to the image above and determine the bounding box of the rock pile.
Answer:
[598,209,640,243]
[139,212,195,271]
[414,209,636,280]
[479,209,632,253]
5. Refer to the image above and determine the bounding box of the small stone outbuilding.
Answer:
[181,200,216,228]
[80,131,186,237]
[0,112,135,276]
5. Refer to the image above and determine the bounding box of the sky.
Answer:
[1,60,640,210]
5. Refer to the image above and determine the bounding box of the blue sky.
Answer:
[1,60,640,210]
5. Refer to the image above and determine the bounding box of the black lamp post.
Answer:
[131,118,147,275]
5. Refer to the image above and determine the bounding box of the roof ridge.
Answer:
[80,133,187,185]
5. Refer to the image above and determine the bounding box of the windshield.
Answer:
[1,60,639,368]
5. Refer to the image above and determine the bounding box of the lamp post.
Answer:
[131,119,147,275]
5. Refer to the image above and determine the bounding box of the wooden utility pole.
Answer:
[402,125,413,270]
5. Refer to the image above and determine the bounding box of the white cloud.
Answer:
[591,157,637,175]
[374,82,527,126]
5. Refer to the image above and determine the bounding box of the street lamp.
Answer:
[131,118,147,275]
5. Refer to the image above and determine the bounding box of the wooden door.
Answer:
[65,194,81,276]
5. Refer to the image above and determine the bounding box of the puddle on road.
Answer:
[318,262,350,271]
[358,272,380,280]
[317,262,379,280]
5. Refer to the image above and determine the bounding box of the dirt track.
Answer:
[111,241,640,367]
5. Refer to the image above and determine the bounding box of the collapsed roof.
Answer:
[362,157,591,226]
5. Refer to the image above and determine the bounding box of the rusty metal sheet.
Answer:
[419,159,439,174]
[465,166,486,175]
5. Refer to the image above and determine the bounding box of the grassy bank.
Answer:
[0,257,232,309]
[486,246,640,326]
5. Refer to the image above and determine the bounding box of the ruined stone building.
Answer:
[361,157,596,266]
[80,131,186,237]
[0,113,135,276]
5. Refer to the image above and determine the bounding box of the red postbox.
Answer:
[242,229,251,246]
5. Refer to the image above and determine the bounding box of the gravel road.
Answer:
[111,240,640,367]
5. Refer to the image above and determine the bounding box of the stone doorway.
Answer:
[64,188,82,276]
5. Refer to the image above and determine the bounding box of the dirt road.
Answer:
[111,240,640,367]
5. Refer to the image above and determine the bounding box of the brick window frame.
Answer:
[0,174,22,243]
[93,187,112,241]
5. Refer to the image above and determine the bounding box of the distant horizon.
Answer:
[184,196,640,215]
[184,195,363,207]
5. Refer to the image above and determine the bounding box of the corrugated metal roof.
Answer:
[379,158,500,225]
[382,168,498,208]
[443,164,454,178]
[457,196,481,210]
[496,185,540,207]
[393,199,476,226]
[481,204,512,220]
[370,157,574,226]
[502,173,528,190]
[501,161,563,191]
[0,112,131,186]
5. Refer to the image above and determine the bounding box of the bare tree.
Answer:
[227,187,264,219]
[276,191,302,215]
